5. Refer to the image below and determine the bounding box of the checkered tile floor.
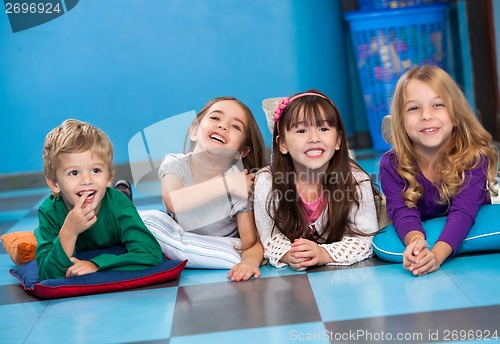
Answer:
[1,160,500,343]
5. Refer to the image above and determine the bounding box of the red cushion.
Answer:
[9,247,187,299]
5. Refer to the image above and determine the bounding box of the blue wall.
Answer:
[0,0,358,175]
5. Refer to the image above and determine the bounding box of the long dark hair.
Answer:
[268,89,374,243]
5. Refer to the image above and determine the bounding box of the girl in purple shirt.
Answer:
[380,65,499,276]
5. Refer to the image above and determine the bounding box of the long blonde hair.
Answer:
[390,65,499,208]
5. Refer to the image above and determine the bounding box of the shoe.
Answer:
[113,180,133,202]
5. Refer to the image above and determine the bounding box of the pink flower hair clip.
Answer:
[273,97,290,134]
[273,97,289,123]
[272,92,335,134]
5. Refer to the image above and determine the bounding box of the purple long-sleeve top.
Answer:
[380,150,490,255]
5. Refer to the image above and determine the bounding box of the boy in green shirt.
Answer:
[35,119,163,280]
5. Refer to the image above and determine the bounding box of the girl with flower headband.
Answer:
[142,97,267,281]
[379,66,499,276]
[253,89,380,270]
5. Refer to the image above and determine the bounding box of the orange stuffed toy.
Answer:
[1,232,37,266]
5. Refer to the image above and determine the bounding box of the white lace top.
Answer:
[253,167,378,268]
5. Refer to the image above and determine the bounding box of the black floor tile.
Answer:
[0,283,43,305]
[324,305,500,343]
[171,274,321,336]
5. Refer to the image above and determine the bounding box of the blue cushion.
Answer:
[9,247,187,299]
[372,204,500,262]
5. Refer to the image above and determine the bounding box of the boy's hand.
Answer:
[65,257,98,277]
[227,261,261,282]
[64,192,97,235]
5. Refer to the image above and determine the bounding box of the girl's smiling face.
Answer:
[403,79,454,159]
[191,100,250,160]
[279,118,341,175]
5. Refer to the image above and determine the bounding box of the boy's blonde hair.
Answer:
[390,65,499,207]
[43,119,115,184]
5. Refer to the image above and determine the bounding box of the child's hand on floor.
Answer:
[403,239,448,276]
[227,261,261,282]
[403,238,439,276]
[289,238,330,269]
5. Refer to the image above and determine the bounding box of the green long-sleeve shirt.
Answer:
[34,187,163,280]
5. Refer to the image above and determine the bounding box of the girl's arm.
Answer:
[227,211,263,281]
[436,158,489,255]
[162,171,250,214]
[380,152,426,242]
[407,159,489,276]
[380,151,451,272]
[317,174,378,266]
[253,169,293,268]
